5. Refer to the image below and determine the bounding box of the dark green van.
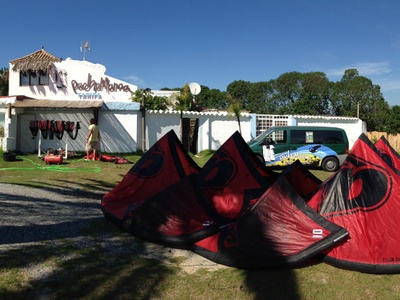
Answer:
[247,126,349,172]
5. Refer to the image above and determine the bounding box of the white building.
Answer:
[1,48,142,154]
[0,48,251,154]
[0,48,365,155]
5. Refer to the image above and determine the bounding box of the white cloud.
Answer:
[324,62,400,104]
[124,75,145,87]
[375,78,400,91]
[327,62,391,78]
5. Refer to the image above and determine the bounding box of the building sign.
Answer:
[77,93,102,100]
[71,73,132,94]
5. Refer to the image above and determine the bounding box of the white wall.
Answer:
[146,110,251,152]
[99,111,139,153]
[146,111,181,149]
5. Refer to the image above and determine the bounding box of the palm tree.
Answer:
[0,68,9,96]
[227,94,243,135]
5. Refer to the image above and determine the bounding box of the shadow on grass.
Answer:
[0,182,301,299]
[0,224,176,299]
[3,178,117,198]
[0,183,177,299]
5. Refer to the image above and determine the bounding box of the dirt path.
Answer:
[0,183,226,274]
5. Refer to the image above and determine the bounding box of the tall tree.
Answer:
[331,69,388,131]
[274,71,303,103]
[296,72,332,115]
[386,105,400,134]
[247,81,277,114]
[0,68,9,96]
[271,72,303,113]
[226,80,251,109]
[131,88,170,110]
[197,86,229,110]
[227,94,243,135]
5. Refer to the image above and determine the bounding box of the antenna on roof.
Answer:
[80,40,90,61]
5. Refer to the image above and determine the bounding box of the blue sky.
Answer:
[2,1,400,105]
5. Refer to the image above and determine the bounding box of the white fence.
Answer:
[1,106,365,153]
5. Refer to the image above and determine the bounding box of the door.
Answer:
[18,114,36,153]
[182,118,199,154]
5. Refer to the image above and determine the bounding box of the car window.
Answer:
[316,130,344,144]
[274,130,287,143]
[291,130,307,144]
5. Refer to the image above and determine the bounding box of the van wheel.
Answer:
[322,157,339,172]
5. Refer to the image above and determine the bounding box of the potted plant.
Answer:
[3,151,16,161]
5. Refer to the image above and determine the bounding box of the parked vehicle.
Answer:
[247,126,349,172]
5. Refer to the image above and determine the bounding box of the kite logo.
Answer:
[201,149,238,189]
[312,229,323,238]
[319,155,392,217]
[202,221,214,226]
[129,146,166,178]
[382,257,400,262]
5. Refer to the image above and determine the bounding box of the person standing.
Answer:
[86,118,100,161]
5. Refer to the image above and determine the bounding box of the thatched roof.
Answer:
[10,48,62,72]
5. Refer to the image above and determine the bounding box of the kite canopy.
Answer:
[102,130,400,273]
[308,134,400,273]
[102,130,200,225]
[191,175,348,269]
[281,160,322,200]
[102,130,348,269]
[197,131,277,221]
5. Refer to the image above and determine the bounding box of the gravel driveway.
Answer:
[0,183,104,246]
[0,183,223,274]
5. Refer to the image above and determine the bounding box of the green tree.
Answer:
[295,72,332,115]
[0,68,9,96]
[196,86,229,110]
[331,69,389,131]
[331,69,359,116]
[365,97,390,132]
[131,88,169,110]
[271,72,303,114]
[386,105,400,134]
[226,80,251,109]
[227,94,243,135]
[247,81,277,114]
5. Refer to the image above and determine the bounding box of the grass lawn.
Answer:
[1,151,400,299]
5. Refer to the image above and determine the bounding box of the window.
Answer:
[291,130,307,144]
[273,130,287,144]
[20,70,49,86]
[39,71,49,85]
[316,130,344,144]
[20,72,29,85]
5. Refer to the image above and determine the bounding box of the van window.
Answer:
[291,129,345,144]
[266,130,287,144]
[315,130,344,144]
[291,130,308,144]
